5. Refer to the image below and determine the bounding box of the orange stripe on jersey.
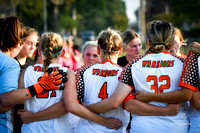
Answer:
[100,60,118,65]
[148,51,170,54]
[179,82,198,91]
[77,99,80,103]
[122,89,135,109]
[128,85,134,90]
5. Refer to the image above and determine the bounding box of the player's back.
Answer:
[22,63,69,133]
[128,52,189,133]
[75,60,129,133]
[132,52,185,108]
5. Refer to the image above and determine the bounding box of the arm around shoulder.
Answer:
[63,69,123,130]
[18,101,67,123]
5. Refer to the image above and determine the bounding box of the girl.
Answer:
[13,26,39,133]
[75,28,129,133]
[82,41,99,66]
[118,30,142,67]
[170,27,187,58]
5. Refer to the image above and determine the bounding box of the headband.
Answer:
[41,45,63,57]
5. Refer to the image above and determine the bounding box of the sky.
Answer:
[123,0,140,23]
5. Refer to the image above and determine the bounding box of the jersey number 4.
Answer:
[147,75,170,93]
[98,82,108,100]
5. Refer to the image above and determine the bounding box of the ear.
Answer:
[97,46,100,55]
[18,43,24,50]
[38,48,42,56]
[61,48,65,57]
[146,38,152,49]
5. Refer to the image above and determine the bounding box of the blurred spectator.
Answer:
[59,35,82,70]
[170,27,187,58]
[82,40,99,66]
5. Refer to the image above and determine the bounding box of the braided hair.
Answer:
[40,33,64,72]
[97,28,123,59]
[147,20,175,53]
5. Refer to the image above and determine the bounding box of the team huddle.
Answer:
[0,16,200,133]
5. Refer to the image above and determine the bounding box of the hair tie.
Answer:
[161,42,170,49]
[41,45,64,57]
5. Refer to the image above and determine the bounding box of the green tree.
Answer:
[16,0,43,33]
[74,0,128,34]
[171,0,200,23]
[1,0,129,35]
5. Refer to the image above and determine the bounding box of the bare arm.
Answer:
[0,69,66,112]
[190,91,200,110]
[86,81,132,113]
[0,103,13,113]
[18,101,67,123]
[64,70,122,130]
[135,87,193,103]
[0,90,31,112]
[124,99,180,116]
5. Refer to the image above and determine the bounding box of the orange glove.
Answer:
[27,69,67,97]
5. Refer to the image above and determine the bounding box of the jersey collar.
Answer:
[148,51,170,54]
[100,60,117,65]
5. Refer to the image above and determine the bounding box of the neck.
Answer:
[42,55,61,64]
[176,51,182,56]
[3,51,14,58]
[100,53,118,64]
[16,53,27,65]
[50,58,60,63]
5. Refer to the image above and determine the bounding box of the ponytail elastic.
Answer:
[41,45,64,57]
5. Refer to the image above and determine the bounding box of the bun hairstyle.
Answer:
[40,33,64,72]
[97,28,122,58]
[147,20,175,53]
